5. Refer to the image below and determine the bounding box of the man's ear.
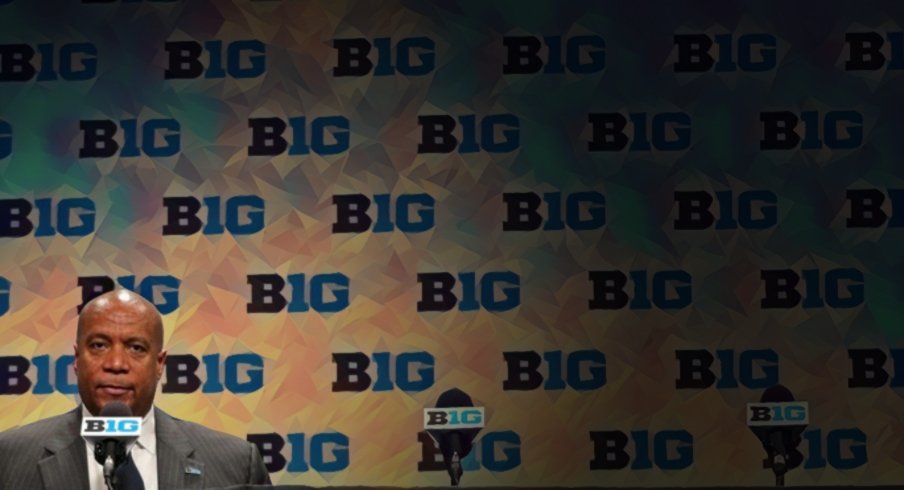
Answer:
[156,350,167,379]
[72,344,79,374]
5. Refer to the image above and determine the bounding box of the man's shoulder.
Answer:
[156,409,253,452]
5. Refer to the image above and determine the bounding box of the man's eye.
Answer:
[90,342,106,349]
[129,344,147,353]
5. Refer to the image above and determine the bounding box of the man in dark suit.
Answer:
[0,290,271,489]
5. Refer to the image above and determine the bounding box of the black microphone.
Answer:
[746,384,809,487]
[81,402,142,490]
[424,388,485,486]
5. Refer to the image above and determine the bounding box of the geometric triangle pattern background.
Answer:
[0,1,902,486]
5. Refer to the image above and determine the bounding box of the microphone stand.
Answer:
[97,440,125,490]
[770,432,787,487]
[103,455,115,490]
[448,433,463,487]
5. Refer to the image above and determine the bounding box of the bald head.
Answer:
[77,289,164,350]
[74,289,167,416]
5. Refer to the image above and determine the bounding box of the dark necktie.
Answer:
[114,451,145,490]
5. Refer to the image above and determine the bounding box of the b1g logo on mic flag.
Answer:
[81,417,142,435]
[424,407,485,429]
[747,402,809,426]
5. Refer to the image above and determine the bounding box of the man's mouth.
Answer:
[98,385,131,396]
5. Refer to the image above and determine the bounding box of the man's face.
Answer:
[74,295,166,417]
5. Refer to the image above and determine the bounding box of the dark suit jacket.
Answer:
[0,407,271,489]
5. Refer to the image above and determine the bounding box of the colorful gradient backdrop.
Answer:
[1,0,903,487]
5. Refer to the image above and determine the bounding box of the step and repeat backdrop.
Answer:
[0,0,903,487]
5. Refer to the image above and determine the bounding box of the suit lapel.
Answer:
[155,408,205,489]
[37,409,90,490]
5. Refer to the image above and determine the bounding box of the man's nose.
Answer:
[102,345,130,372]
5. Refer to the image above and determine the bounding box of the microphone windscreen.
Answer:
[436,388,473,408]
[99,401,133,417]
[760,384,795,403]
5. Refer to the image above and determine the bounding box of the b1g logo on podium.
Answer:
[332,352,434,392]
[0,119,10,158]
[760,269,864,309]
[79,119,181,158]
[0,43,97,82]
[587,112,691,152]
[424,407,484,428]
[747,401,809,425]
[673,33,777,72]
[848,348,904,388]
[246,273,350,313]
[759,111,862,150]
[165,40,265,79]
[590,430,694,470]
[81,417,141,435]
[0,197,95,237]
[503,350,605,391]
[417,431,521,472]
[588,270,692,310]
[845,189,904,228]
[248,433,350,473]
[78,275,181,314]
[844,32,904,71]
[332,194,434,233]
[333,37,435,76]
[675,349,778,390]
[417,114,520,153]
[163,195,265,236]
[502,35,605,74]
[417,272,520,312]
[248,116,350,156]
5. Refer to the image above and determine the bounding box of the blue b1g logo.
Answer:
[502,35,605,74]
[845,32,904,71]
[760,111,862,150]
[333,37,435,76]
[79,119,181,158]
[424,407,484,428]
[760,268,864,309]
[248,116,350,156]
[162,195,265,236]
[0,198,95,237]
[588,112,691,152]
[0,120,10,158]
[417,114,520,153]
[0,277,8,316]
[82,418,141,435]
[590,430,693,470]
[248,433,350,473]
[165,40,266,79]
[747,402,809,425]
[673,33,777,72]
[332,352,434,392]
[418,431,521,472]
[0,43,97,82]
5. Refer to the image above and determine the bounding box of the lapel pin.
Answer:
[184,465,202,475]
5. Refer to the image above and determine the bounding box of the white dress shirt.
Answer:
[82,405,159,490]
